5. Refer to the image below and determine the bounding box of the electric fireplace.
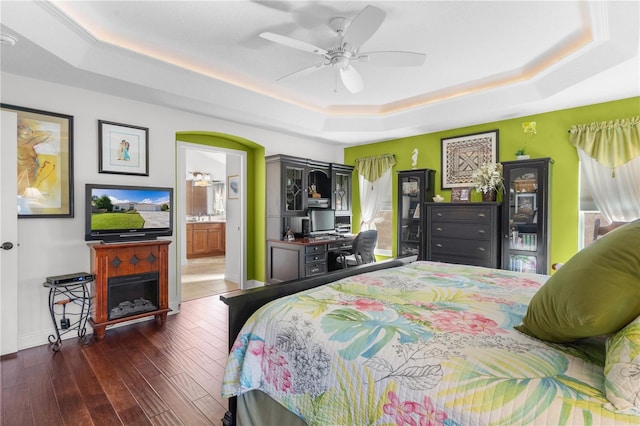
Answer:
[89,240,171,339]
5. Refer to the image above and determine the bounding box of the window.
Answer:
[374,180,393,256]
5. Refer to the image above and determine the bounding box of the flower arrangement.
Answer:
[472,162,505,195]
[516,121,536,156]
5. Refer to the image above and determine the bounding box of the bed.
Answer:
[221,259,640,426]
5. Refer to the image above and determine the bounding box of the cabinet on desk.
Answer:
[426,203,501,268]
[266,238,353,284]
[187,222,225,258]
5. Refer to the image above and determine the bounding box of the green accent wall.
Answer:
[345,96,640,270]
[176,131,266,282]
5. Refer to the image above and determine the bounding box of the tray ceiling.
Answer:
[1,1,638,144]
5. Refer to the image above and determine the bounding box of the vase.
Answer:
[482,190,496,202]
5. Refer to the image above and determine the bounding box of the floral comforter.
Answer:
[222,261,640,425]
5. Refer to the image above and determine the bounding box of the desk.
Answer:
[266,236,354,284]
[43,279,92,352]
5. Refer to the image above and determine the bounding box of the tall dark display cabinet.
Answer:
[397,169,435,259]
[501,158,553,274]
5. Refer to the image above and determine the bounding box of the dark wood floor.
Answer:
[1,294,232,426]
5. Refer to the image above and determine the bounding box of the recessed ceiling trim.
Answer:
[48,0,601,119]
[41,0,97,44]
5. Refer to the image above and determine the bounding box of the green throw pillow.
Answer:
[516,219,640,343]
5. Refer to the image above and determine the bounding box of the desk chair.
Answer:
[593,219,627,242]
[336,230,378,269]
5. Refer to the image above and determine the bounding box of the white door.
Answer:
[1,110,19,355]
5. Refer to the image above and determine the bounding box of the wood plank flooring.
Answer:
[181,256,239,302]
[1,294,233,426]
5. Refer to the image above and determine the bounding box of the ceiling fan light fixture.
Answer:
[261,4,424,94]
[333,56,350,69]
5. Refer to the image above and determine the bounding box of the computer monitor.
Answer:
[309,209,336,236]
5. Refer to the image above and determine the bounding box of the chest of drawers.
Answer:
[425,202,501,268]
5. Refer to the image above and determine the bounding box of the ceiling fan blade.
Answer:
[259,32,328,56]
[277,62,327,82]
[342,5,386,51]
[358,51,426,67]
[339,65,364,94]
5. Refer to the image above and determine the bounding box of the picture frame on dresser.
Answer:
[451,187,471,202]
[441,129,499,189]
[1,103,74,218]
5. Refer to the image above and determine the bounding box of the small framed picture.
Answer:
[451,187,471,202]
[515,193,536,215]
[98,120,149,176]
[228,175,239,199]
[402,181,419,196]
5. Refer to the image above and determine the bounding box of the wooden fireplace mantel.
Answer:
[88,239,171,339]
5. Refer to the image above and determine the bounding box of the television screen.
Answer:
[309,209,335,236]
[85,184,173,242]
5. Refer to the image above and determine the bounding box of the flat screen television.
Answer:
[309,208,336,236]
[85,183,173,242]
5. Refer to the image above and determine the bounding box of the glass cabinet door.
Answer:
[397,169,434,260]
[333,170,351,213]
[502,158,552,274]
[284,165,305,212]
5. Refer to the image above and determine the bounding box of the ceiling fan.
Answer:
[259,5,426,94]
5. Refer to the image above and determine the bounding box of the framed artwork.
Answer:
[451,187,471,202]
[228,175,239,199]
[513,193,536,223]
[402,180,419,196]
[441,130,499,189]
[1,103,74,218]
[515,193,536,214]
[98,120,149,176]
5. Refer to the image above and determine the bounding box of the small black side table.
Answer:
[43,278,92,352]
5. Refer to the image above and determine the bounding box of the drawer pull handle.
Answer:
[478,230,485,234]
[478,213,486,218]
[437,213,443,217]
[478,247,485,252]
[436,243,443,248]
[436,227,442,231]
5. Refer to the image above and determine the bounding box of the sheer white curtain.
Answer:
[359,169,392,231]
[354,154,396,232]
[569,117,640,222]
[577,150,640,221]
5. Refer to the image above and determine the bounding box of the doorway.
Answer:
[1,110,18,355]
[177,142,244,301]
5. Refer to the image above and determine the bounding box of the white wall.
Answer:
[225,154,243,286]
[1,72,344,350]
[186,150,226,183]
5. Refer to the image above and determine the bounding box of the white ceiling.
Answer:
[1,1,638,145]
